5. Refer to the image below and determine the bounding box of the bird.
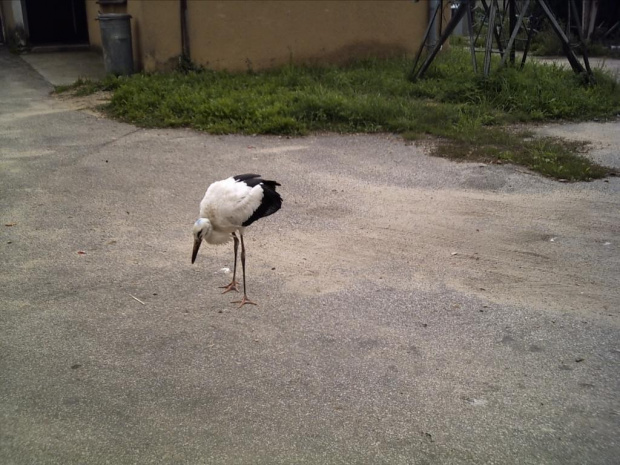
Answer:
[191,174,282,307]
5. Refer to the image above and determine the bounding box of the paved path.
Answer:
[2,47,620,464]
[20,50,106,86]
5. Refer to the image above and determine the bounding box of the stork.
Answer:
[192,174,282,307]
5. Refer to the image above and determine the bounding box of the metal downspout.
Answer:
[180,0,190,60]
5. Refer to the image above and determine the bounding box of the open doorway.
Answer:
[24,0,88,45]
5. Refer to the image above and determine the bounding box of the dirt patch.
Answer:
[219,140,620,323]
[258,180,619,320]
[53,90,111,118]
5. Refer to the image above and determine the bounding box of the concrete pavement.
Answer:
[1,47,620,464]
[20,50,106,86]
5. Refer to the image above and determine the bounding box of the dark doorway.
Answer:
[25,0,88,45]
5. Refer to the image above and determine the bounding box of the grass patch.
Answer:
[62,49,620,180]
[424,127,610,181]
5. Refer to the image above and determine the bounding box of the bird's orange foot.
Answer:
[219,281,239,294]
[231,295,257,308]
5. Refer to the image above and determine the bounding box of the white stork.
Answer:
[192,174,282,307]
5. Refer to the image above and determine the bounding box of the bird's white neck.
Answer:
[194,218,232,245]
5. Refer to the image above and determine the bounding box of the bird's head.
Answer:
[191,218,212,264]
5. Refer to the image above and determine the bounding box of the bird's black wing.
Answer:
[242,180,282,227]
[233,173,261,183]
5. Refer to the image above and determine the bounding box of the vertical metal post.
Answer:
[569,0,593,76]
[465,0,478,73]
[586,0,599,40]
[520,9,536,69]
[480,0,505,58]
[582,0,592,38]
[483,0,497,77]
[508,0,516,64]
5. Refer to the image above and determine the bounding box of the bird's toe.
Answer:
[219,281,240,294]
[231,296,257,308]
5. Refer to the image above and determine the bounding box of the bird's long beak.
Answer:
[191,238,202,264]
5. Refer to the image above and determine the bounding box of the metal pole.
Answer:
[428,0,442,49]
[586,0,599,41]
[569,0,593,77]
[481,0,505,58]
[411,1,443,78]
[466,0,478,73]
[473,5,489,46]
[509,0,516,64]
[180,0,190,60]
[483,0,497,77]
[413,2,470,80]
[536,0,585,74]
[501,0,531,67]
[520,9,536,69]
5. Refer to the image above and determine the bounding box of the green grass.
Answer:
[56,49,620,181]
[426,127,609,181]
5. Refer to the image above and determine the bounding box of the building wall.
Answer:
[86,0,428,72]
[188,1,427,71]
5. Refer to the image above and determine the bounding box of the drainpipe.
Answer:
[428,0,441,49]
[0,10,5,43]
[180,0,190,59]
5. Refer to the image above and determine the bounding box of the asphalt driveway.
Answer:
[1,48,619,464]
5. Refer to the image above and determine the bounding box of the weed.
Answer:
[177,54,204,74]
[54,75,121,96]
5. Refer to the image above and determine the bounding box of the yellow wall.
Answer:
[86,0,428,72]
[85,1,101,49]
[188,1,426,71]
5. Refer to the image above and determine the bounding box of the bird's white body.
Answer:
[197,176,265,245]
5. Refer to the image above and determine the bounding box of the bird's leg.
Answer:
[219,233,239,293]
[231,233,257,307]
